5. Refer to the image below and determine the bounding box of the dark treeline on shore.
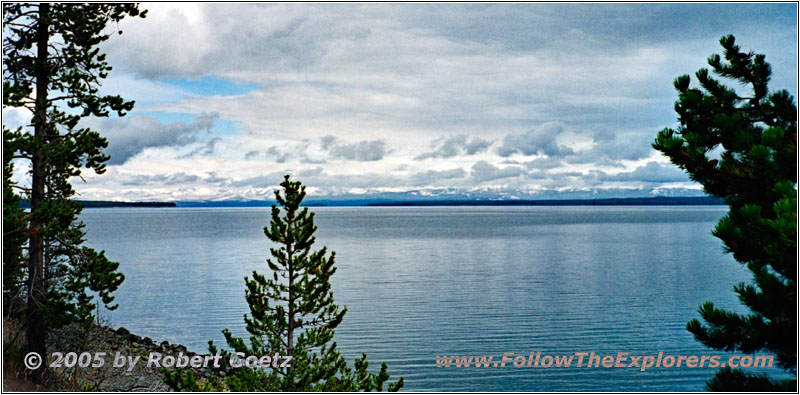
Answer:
[18,199,177,208]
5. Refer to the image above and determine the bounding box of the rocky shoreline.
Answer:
[44,324,224,392]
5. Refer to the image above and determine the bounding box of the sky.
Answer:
[4,3,798,202]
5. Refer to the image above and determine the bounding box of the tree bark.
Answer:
[26,2,49,380]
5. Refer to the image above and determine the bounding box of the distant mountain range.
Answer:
[19,188,725,208]
[176,196,723,207]
[364,196,724,206]
[177,187,720,207]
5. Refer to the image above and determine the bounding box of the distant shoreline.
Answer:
[19,200,177,208]
[20,196,725,208]
[179,196,724,207]
[362,196,724,207]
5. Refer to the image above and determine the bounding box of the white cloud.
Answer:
[43,3,796,200]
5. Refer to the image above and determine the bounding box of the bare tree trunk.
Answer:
[26,2,49,380]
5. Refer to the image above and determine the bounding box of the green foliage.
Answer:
[3,126,28,319]
[653,35,796,391]
[168,175,403,391]
[42,242,126,328]
[163,368,199,392]
[705,367,795,392]
[2,2,146,372]
[162,368,225,392]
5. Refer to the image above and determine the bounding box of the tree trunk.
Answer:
[26,2,49,380]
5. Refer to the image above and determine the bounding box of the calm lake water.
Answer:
[79,206,774,391]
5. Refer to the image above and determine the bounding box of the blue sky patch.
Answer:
[161,76,258,97]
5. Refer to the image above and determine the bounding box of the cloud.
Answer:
[598,161,690,183]
[522,156,564,170]
[415,134,491,160]
[411,168,467,186]
[180,137,222,159]
[231,169,407,192]
[250,141,320,164]
[562,128,657,166]
[100,113,218,165]
[470,161,525,182]
[496,122,574,158]
[321,135,387,161]
[1,107,29,130]
[243,136,387,163]
[119,172,200,186]
[320,135,337,150]
[264,146,297,163]
[60,3,795,201]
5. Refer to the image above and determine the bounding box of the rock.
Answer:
[172,344,187,353]
[43,323,217,392]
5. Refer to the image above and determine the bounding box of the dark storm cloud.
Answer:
[101,113,218,165]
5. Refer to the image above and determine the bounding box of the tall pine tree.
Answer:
[653,35,796,391]
[3,126,28,320]
[3,3,146,378]
[165,175,403,391]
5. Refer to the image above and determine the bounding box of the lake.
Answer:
[79,206,770,391]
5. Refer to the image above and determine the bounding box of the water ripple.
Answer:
[79,206,788,391]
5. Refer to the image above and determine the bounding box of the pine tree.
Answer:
[3,3,146,378]
[653,35,796,391]
[166,175,403,391]
[3,126,28,320]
